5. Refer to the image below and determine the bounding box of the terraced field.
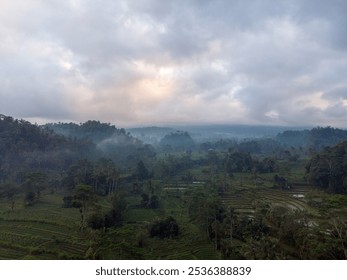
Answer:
[0,194,89,259]
[0,188,221,260]
[0,173,338,260]
[221,185,317,216]
[136,222,220,260]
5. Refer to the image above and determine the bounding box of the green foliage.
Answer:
[148,195,159,209]
[24,191,36,206]
[257,157,278,173]
[0,115,94,182]
[136,160,151,180]
[45,121,147,169]
[154,153,194,178]
[306,141,347,193]
[87,212,105,230]
[45,120,130,143]
[0,183,20,211]
[73,184,96,228]
[87,192,128,230]
[159,131,195,151]
[225,152,253,174]
[277,126,347,149]
[74,184,95,205]
[273,175,291,189]
[150,217,179,239]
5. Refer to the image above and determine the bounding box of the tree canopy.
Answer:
[306,141,347,193]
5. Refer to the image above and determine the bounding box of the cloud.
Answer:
[1,0,347,127]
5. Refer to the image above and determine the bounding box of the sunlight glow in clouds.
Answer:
[1,0,347,127]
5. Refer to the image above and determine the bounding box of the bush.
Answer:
[150,217,179,239]
[87,213,105,230]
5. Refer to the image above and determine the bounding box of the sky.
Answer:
[1,0,347,127]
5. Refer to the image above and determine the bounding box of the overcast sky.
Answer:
[1,0,347,127]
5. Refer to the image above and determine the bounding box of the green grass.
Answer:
[96,222,220,260]
[124,208,162,223]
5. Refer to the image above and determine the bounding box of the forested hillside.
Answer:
[0,115,95,182]
[45,121,140,145]
[44,121,151,167]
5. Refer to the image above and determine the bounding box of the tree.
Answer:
[22,172,46,207]
[150,217,179,239]
[104,192,127,228]
[187,185,226,241]
[0,183,20,211]
[148,195,159,209]
[225,152,253,175]
[306,142,347,194]
[330,217,347,259]
[258,157,277,173]
[87,212,105,230]
[24,191,36,206]
[74,184,96,230]
[64,159,94,188]
[136,160,150,181]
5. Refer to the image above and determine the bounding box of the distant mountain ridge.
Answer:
[127,124,347,149]
[3,114,347,152]
[127,124,311,144]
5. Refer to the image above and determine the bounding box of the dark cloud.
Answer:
[0,0,347,126]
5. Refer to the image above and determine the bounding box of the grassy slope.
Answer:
[0,193,88,259]
[0,190,221,260]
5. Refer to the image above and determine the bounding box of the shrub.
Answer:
[87,213,105,230]
[150,217,179,239]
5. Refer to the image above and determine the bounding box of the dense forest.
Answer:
[276,127,347,150]
[0,114,346,260]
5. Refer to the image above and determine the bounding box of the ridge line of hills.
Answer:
[2,113,347,151]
